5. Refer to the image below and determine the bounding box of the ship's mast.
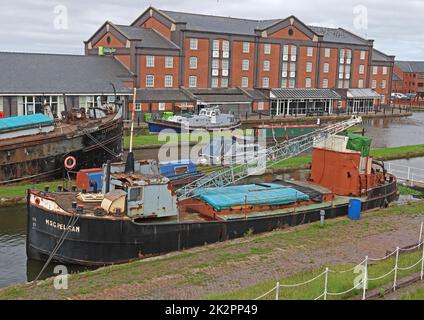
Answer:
[125,87,137,173]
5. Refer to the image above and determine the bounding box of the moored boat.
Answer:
[26,123,398,266]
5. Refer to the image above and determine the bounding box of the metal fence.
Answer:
[386,163,424,185]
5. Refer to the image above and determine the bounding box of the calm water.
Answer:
[1,113,424,289]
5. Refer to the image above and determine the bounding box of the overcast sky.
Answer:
[1,0,422,60]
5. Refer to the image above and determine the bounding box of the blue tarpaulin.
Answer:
[196,183,310,210]
[0,114,53,132]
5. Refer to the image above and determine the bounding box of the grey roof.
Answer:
[395,61,424,73]
[161,10,282,36]
[115,25,179,49]
[271,88,340,100]
[136,88,194,102]
[372,49,393,62]
[243,88,270,101]
[187,88,253,103]
[392,73,402,81]
[0,52,133,94]
[336,88,380,99]
[308,26,369,45]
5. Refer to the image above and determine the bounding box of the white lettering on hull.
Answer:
[45,219,80,233]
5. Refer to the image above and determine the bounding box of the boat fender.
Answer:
[64,156,77,170]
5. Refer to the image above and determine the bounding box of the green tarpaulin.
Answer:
[346,132,372,157]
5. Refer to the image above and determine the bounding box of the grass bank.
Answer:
[209,249,423,300]
[1,199,423,300]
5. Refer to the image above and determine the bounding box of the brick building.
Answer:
[84,6,395,117]
[392,61,424,97]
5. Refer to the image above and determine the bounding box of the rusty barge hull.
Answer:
[0,115,123,185]
[26,177,397,266]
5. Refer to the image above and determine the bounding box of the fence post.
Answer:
[421,240,424,281]
[362,256,368,300]
[419,221,423,246]
[393,247,400,291]
[275,282,280,300]
[323,267,329,300]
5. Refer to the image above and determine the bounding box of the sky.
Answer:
[0,0,423,60]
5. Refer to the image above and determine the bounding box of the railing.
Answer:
[386,163,424,185]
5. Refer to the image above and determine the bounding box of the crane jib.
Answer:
[176,116,362,201]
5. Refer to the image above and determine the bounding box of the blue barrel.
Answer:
[348,199,362,220]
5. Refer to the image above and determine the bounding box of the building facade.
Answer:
[85,6,395,116]
[392,61,424,96]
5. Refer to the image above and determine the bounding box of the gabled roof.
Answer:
[0,52,133,94]
[308,26,369,45]
[161,9,279,36]
[396,61,424,73]
[372,48,394,62]
[115,25,180,49]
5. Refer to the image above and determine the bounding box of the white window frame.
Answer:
[164,75,173,88]
[288,79,295,89]
[324,48,330,58]
[307,47,313,57]
[322,78,329,88]
[222,40,230,52]
[305,78,312,88]
[158,102,166,111]
[372,79,377,89]
[222,59,229,70]
[165,56,173,68]
[146,75,155,88]
[306,62,313,73]
[258,101,264,111]
[211,77,219,88]
[241,76,249,88]
[382,66,388,75]
[146,55,155,67]
[189,57,198,69]
[323,62,329,73]
[242,42,250,53]
[360,50,366,60]
[359,64,365,75]
[373,66,378,75]
[221,78,228,88]
[264,44,271,55]
[189,76,197,88]
[262,77,270,88]
[213,39,220,51]
[242,59,249,71]
[212,59,219,69]
[263,60,270,72]
[381,80,386,89]
[135,103,142,111]
[358,79,364,88]
[190,38,198,50]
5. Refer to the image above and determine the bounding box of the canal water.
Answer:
[1,113,424,289]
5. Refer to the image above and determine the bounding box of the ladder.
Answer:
[176,115,363,201]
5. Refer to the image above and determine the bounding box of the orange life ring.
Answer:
[64,156,77,170]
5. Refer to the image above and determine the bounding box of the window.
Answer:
[282,62,288,72]
[242,59,249,71]
[222,40,230,52]
[372,79,377,89]
[339,65,344,73]
[340,49,345,58]
[135,103,142,111]
[164,75,173,88]
[262,77,269,88]
[146,55,155,67]
[129,187,143,202]
[0,97,3,113]
[305,78,312,88]
[373,66,378,75]
[382,66,388,75]
[222,59,229,70]
[243,42,250,53]
[306,62,313,73]
[281,79,287,88]
[346,49,352,58]
[190,38,198,50]
[338,80,344,88]
[258,102,264,110]
[290,45,297,56]
[158,102,166,111]
[381,80,386,89]
[323,63,329,73]
[283,45,289,55]
[189,76,197,88]
[264,44,271,55]
[24,96,35,115]
[146,75,154,87]
[345,65,351,75]
[324,48,330,58]
[221,78,228,88]
[322,78,328,88]
[212,59,219,69]
[288,79,295,88]
[263,60,270,71]
[211,77,219,88]
[307,47,313,57]
[360,50,366,60]
[344,80,350,88]
[359,64,365,74]
[242,77,249,88]
[213,39,220,51]
[358,79,364,88]
[165,56,173,68]
[290,62,296,72]
[190,57,198,69]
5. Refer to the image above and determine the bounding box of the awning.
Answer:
[187,88,253,104]
[346,89,380,99]
[270,88,341,100]
[136,89,195,102]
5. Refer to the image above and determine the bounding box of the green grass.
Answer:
[209,249,424,300]
[0,180,70,199]
[398,185,423,197]
[401,286,424,300]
